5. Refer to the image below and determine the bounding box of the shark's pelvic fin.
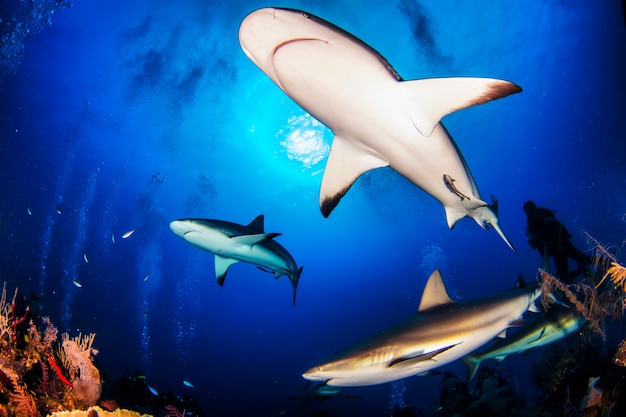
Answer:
[461,356,481,384]
[418,270,454,312]
[444,198,487,230]
[247,214,265,233]
[232,232,282,246]
[215,255,239,286]
[403,77,522,137]
[320,135,389,217]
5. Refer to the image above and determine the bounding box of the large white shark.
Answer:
[302,270,541,386]
[239,8,521,251]
[170,215,303,305]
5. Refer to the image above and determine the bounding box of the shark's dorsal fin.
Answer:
[247,214,265,233]
[215,255,239,286]
[232,232,281,246]
[319,135,389,217]
[403,77,522,137]
[418,270,454,312]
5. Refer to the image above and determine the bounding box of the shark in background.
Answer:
[462,306,585,382]
[169,215,302,305]
[302,270,541,386]
[239,7,521,251]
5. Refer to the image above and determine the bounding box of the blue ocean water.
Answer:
[0,0,625,416]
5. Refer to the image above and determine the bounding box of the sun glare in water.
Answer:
[278,112,331,171]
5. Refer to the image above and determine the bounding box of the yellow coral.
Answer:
[47,406,152,417]
[605,261,626,291]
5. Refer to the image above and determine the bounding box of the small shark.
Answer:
[287,381,362,402]
[461,307,584,382]
[169,215,303,305]
[239,8,520,251]
[302,270,541,386]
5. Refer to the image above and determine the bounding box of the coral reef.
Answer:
[530,234,626,416]
[57,332,102,408]
[47,405,152,417]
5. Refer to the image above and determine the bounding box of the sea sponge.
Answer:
[47,406,152,417]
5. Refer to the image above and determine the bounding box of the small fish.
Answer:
[83,252,89,263]
[111,233,115,243]
[443,174,470,202]
[143,272,151,282]
[27,208,32,216]
[73,280,82,288]
[122,228,136,239]
[56,205,62,215]
[147,385,158,396]
[183,380,194,388]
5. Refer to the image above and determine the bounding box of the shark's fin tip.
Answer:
[418,270,454,312]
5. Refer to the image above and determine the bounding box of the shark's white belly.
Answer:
[273,41,479,217]
[186,231,292,274]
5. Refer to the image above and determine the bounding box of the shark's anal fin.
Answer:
[320,135,389,217]
[215,255,239,286]
[418,270,454,312]
[232,232,282,246]
[403,77,522,137]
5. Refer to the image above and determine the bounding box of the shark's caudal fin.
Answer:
[289,266,304,306]
[466,197,517,253]
[319,135,389,217]
[402,77,522,137]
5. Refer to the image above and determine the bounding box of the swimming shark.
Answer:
[302,270,541,386]
[238,8,521,251]
[461,307,584,382]
[169,215,303,305]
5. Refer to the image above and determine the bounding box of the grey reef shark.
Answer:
[239,7,521,251]
[462,306,585,382]
[169,215,302,305]
[302,270,541,387]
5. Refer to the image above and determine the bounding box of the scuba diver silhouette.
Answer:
[523,200,592,283]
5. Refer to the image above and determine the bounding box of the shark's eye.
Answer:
[302,12,310,18]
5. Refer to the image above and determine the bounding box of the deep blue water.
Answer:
[1,0,625,416]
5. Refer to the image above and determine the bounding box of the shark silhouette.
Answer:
[170,215,302,305]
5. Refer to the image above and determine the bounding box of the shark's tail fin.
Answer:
[461,354,482,384]
[289,266,303,306]
[470,196,517,252]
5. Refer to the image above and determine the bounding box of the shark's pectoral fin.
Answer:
[389,344,459,368]
[319,135,389,217]
[403,77,522,137]
[232,232,282,247]
[215,255,239,286]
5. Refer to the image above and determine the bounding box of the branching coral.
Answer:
[0,282,19,341]
[539,270,606,341]
[57,332,101,407]
[0,282,105,415]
